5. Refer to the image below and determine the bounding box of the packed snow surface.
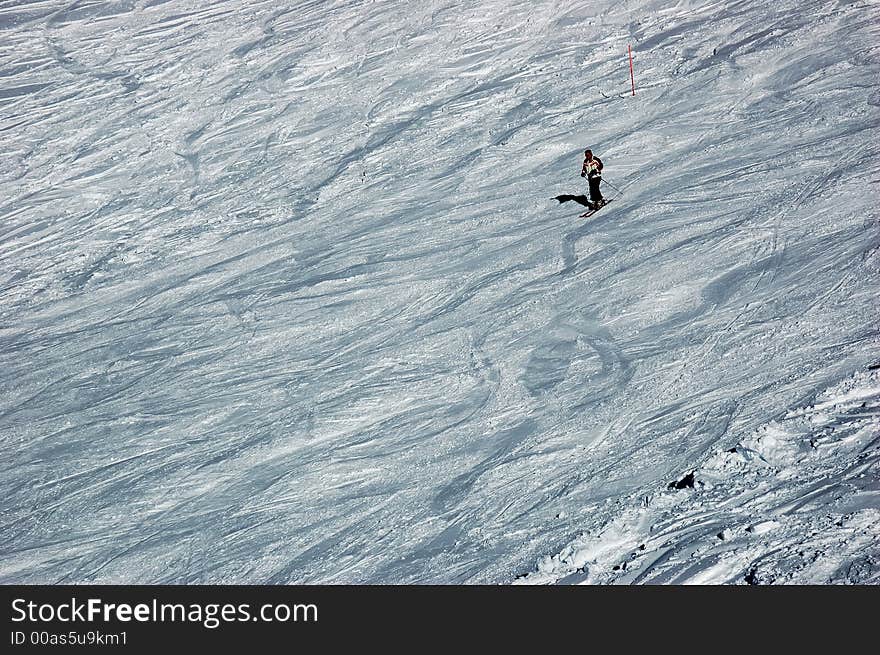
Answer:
[1,0,878,583]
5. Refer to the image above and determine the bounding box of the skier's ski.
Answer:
[579,198,614,218]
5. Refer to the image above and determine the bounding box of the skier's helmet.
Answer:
[585,149,592,157]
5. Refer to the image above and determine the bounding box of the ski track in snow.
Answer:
[0,0,878,584]
[521,369,880,584]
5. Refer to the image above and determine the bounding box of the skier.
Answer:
[580,149,605,210]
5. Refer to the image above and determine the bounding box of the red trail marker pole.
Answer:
[628,44,635,96]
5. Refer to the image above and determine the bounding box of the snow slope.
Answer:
[1,0,878,584]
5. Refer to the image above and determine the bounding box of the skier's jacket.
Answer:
[582,155,603,178]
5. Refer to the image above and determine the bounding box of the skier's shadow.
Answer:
[553,194,604,272]
[553,194,592,208]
